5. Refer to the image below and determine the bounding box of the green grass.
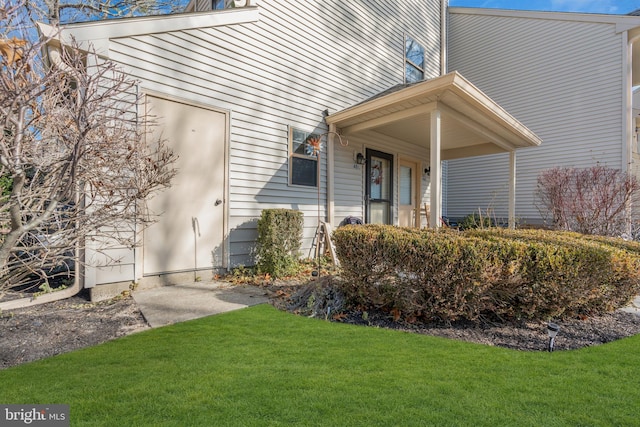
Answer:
[1,305,639,426]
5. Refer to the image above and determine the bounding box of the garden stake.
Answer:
[547,322,560,352]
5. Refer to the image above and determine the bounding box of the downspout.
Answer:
[0,44,83,311]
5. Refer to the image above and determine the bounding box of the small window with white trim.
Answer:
[289,127,320,187]
[405,35,425,84]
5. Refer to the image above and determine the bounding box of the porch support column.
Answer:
[430,108,442,228]
[508,151,516,229]
[327,123,336,226]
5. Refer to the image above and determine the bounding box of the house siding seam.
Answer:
[85,0,443,270]
[447,11,624,221]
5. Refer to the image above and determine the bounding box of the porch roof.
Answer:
[325,71,541,159]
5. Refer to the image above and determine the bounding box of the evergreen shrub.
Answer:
[256,209,303,278]
[332,225,640,322]
[459,212,493,229]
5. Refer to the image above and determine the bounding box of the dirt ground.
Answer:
[0,290,149,369]
[2,280,640,370]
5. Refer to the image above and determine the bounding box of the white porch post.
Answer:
[430,108,442,228]
[327,123,336,226]
[508,151,516,229]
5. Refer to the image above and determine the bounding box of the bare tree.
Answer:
[0,21,176,295]
[535,166,640,237]
[33,0,189,24]
[3,0,188,34]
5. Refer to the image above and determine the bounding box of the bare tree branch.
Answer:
[535,166,640,237]
[25,0,188,24]
[0,13,176,294]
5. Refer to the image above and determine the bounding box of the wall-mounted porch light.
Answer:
[424,167,431,176]
[356,152,366,165]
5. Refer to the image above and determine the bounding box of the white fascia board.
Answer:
[326,73,457,126]
[449,6,640,29]
[40,7,259,54]
[327,72,542,149]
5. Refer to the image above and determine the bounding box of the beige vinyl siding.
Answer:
[334,142,365,224]
[195,0,209,11]
[447,10,625,222]
[83,56,138,286]
[95,0,442,267]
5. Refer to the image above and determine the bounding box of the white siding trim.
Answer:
[450,7,640,26]
[47,8,260,53]
[440,0,447,75]
[625,31,637,173]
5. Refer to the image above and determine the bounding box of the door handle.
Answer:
[215,199,223,206]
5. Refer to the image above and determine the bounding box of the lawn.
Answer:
[0,304,638,426]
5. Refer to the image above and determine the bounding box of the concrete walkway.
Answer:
[132,281,269,328]
[132,281,640,329]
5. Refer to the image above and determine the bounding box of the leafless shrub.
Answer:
[535,166,640,237]
[0,23,176,293]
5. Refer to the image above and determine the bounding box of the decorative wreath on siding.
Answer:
[371,163,383,185]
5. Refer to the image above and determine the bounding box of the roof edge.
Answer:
[326,72,457,125]
[449,6,640,28]
[39,7,259,53]
[327,71,541,148]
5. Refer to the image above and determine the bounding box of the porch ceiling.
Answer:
[326,72,541,160]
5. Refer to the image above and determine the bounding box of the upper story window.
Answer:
[185,0,236,13]
[208,0,234,10]
[289,127,320,188]
[405,35,425,84]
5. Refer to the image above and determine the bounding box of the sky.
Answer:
[448,0,640,14]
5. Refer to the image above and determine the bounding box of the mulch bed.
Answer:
[266,275,640,352]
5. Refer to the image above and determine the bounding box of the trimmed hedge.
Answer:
[256,209,303,278]
[332,225,640,322]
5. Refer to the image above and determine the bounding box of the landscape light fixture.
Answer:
[547,322,560,352]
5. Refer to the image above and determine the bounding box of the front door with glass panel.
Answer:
[366,150,393,224]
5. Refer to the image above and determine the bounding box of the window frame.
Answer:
[404,34,425,84]
[288,126,320,188]
[212,0,233,9]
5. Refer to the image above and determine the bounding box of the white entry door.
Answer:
[143,95,226,274]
